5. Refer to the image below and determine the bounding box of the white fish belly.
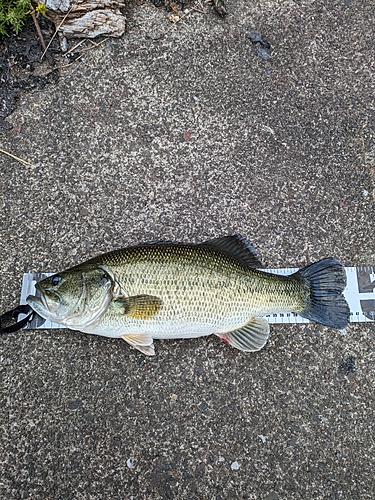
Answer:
[83,303,254,340]
[149,309,257,339]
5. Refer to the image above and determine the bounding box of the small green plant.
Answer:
[0,0,47,36]
[0,0,30,35]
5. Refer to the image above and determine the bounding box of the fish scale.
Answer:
[86,244,306,339]
[26,236,350,355]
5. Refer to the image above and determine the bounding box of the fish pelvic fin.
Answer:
[114,294,162,320]
[296,258,350,329]
[216,317,270,352]
[121,333,155,356]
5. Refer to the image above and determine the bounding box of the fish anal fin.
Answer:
[216,317,269,352]
[114,294,162,320]
[121,333,155,356]
[203,235,263,269]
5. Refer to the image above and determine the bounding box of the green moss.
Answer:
[0,0,32,35]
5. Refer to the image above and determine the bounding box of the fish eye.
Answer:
[51,275,62,286]
[98,274,109,286]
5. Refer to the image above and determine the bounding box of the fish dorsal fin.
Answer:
[121,333,155,356]
[114,295,162,320]
[135,235,262,268]
[202,235,263,269]
[215,317,269,352]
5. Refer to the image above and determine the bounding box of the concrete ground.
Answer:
[1,0,374,498]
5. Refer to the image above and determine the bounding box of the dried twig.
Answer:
[64,39,85,56]
[41,6,73,61]
[80,38,109,53]
[191,0,207,14]
[54,38,109,69]
[31,11,47,52]
[0,148,37,168]
[55,55,84,69]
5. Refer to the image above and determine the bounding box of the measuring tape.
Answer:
[18,267,375,329]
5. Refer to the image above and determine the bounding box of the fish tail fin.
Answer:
[296,258,350,329]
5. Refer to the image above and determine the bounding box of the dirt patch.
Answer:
[0,15,63,129]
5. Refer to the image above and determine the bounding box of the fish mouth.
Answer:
[26,294,41,305]
[26,290,59,316]
[26,294,46,312]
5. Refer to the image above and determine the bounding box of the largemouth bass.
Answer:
[27,235,350,355]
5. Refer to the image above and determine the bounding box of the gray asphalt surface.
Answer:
[1,0,374,498]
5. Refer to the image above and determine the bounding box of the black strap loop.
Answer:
[0,305,35,334]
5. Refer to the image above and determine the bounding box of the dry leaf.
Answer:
[168,13,180,23]
[170,2,179,14]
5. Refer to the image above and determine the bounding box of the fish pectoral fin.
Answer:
[121,333,155,356]
[114,294,162,320]
[216,317,270,352]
